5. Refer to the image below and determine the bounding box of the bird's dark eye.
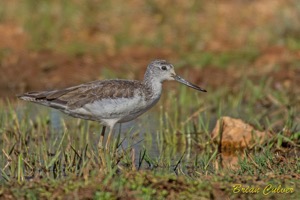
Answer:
[161,66,167,70]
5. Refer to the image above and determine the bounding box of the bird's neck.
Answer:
[143,76,163,100]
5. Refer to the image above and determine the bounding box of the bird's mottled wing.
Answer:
[18,80,142,110]
[65,80,140,109]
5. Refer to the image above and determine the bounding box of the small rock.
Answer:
[211,116,271,149]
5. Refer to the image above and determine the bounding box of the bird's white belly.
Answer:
[71,94,159,124]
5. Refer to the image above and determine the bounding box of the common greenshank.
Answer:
[18,59,206,149]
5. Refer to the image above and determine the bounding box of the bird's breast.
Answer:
[75,90,161,123]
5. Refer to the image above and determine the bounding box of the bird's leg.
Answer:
[98,126,106,148]
[101,126,106,138]
[105,125,114,150]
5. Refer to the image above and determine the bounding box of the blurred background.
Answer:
[0,0,299,98]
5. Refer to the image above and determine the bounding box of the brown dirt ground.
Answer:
[1,31,299,99]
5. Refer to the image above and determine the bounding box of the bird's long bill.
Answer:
[174,75,207,92]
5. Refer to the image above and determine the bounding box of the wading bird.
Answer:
[18,60,206,149]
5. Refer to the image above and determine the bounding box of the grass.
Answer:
[1,74,299,199]
[1,0,300,59]
[181,47,260,68]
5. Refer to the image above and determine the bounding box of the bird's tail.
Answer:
[17,91,68,110]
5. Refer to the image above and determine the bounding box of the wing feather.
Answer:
[18,80,142,110]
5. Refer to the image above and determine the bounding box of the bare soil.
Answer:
[1,39,299,99]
